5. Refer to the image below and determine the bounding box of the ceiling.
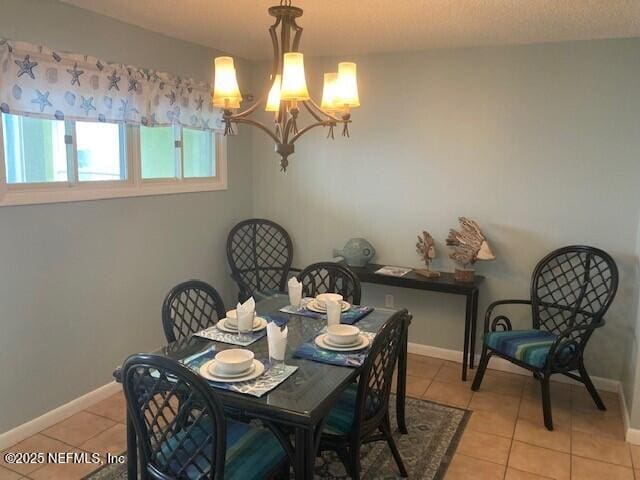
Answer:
[60,0,640,60]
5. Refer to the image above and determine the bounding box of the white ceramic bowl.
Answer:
[316,293,343,307]
[326,324,360,345]
[225,309,238,327]
[214,349,254,375]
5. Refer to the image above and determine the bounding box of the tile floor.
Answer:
[0,353,636,479]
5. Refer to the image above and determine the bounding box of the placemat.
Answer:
[293,329,376,368]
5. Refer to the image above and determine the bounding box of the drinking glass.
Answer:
[326,300,342,326]
[237,312,254,343]
[269,337,287,374]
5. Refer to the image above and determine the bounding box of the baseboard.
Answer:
[0,381,121,451]
[407,342,620,393]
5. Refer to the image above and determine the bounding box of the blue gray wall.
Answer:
[0,0,254,432]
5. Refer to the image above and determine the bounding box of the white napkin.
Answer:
[267,322,288,360]
[288,277,303,308]
[236,297,256,332]
[326,299,342,326]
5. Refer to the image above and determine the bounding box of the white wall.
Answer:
[251,39,640,384]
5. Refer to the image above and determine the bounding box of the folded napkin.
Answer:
[181,346,298,397]
[279,303,375,325]
[236,297,256,332]
[293,330,376,368]
[267,322,288,361]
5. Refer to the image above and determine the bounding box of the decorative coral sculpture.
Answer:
[446,217,495,281]
[415,231,440,278]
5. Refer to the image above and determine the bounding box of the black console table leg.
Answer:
[469,289,479,369]
[462,293,473,381]
[396,319,409,434]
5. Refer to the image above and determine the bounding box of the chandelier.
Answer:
[211,0,360,171]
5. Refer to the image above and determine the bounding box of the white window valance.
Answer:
[0,38,222,130]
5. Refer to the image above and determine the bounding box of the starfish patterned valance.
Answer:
[0,38,223,130]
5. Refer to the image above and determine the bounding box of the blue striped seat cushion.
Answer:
[324,384,358,436]
[485,329,558,368]
[158,417,285,479]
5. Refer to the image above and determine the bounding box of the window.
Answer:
[76,121,125,182]
[0,113,227,206]
[2,114,69,184]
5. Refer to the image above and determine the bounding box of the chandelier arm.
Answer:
[269,17,282,76]
[291,18,303,51]
[303,99,342,123]
[290,120,335,144]
[232,117,280,144]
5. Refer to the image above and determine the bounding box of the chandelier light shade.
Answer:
[212,0,360,171]
[321,72,339,112]
[337,62,360,108]
[265,74,282,112]
[280,53,310,101]
[211,56,242,109]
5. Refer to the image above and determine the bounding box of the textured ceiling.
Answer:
[60,0,640,60]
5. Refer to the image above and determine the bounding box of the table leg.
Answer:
[396,318,409,434]
[126,410,138,480]
[294,427,315,480]
[469,289,479,369]
[462,293,472,381]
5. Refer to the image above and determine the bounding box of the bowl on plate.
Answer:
[316,293,343,307]
[225,309,238,327]
[214,349,254,375]
[326,324,360,346]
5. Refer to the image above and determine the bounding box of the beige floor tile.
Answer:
[478,370,526,397]
[0,434,72,475]
[79,423,126,458]
[505,467,555,479]
[570,456,633,480]
[508,441,570,480]
[518,397,571,427]
[422,380,472,408]
[571,386,620,414]
[522,382,571,408]
[407,357,442,379]
[469,390,520,417]
[445,454,505,480]
[404,375,432,398]
[630,444,640,468]
[514,418,570,453]
[467,408,517,438]
[571,430,631,466]
[572,410,625,440]
[457,429,512,464]
[42,411,116,447]
[0,466,21,480]
[86,392,126,423]
[28,448,101,480]
[434,364,468,384]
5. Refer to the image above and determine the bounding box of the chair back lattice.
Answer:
[298,262,362,305]
[122,354,226,480]
[354,310,410,436]
[162,280,226,343]
[226,219,293,302]
[531,245,618,335]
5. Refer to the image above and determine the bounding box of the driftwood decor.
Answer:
[415,231,441,278]
[446,217,495,282]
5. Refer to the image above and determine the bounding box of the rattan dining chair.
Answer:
[122,354,287,479]
[319,310,411,479]
[298,262,362,305]
[226,219,294,303]
[471,245,618,430]
[162,280,226,343]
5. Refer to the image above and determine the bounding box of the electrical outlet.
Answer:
[385,294,394,308]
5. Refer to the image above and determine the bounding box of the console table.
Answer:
[349,263,484,381]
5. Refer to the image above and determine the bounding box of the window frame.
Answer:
[0,116,227,207]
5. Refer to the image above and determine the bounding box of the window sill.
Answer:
[0,177,228,207]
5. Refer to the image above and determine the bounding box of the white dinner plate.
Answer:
[216,317,267,333]
[199,359,265,383]
[314,333,370,352]
[306,300,351,314]
[323,335,362,348]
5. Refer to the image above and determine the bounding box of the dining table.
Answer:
[115,294,410,480]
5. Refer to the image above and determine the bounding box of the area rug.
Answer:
[85,395,469,480]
